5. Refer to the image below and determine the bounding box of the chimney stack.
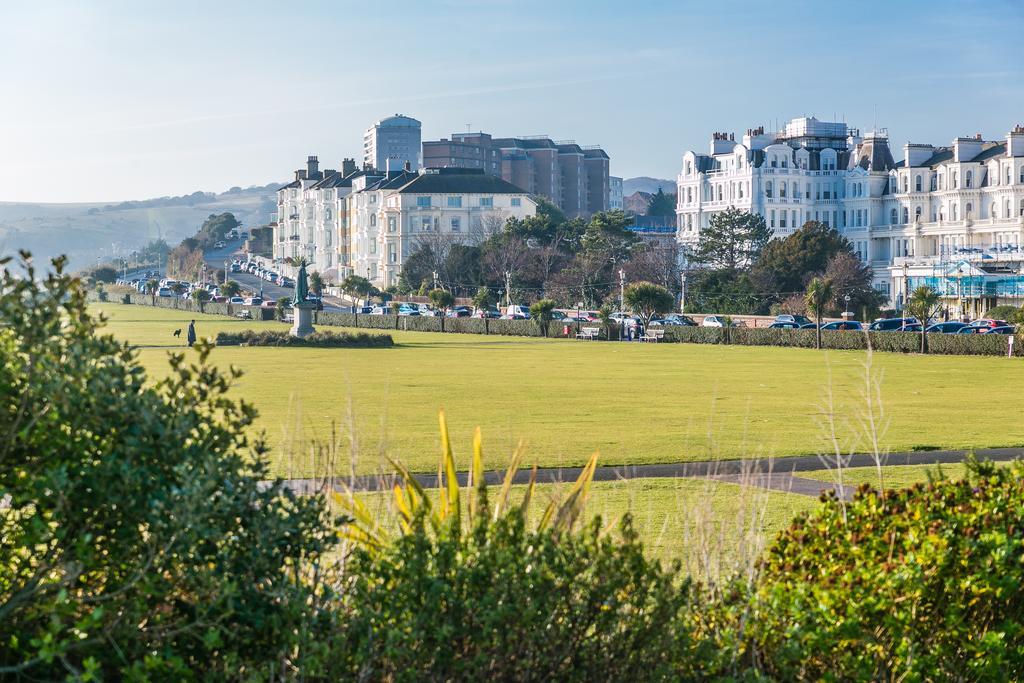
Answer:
[342,158,357,175]
[306,155,320,178]
[404,160,411,172]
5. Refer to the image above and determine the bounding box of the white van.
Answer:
[505,305,531,319]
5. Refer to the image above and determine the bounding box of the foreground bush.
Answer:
[216,328,394,347]
[332,418,691,681]
[0,254,340,678]
[731,458,1024,680]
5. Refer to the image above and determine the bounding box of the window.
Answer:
[765,181,773,198]
[479,196,493,207]
[781,157,788,168]
[511,197,521,207]
[324,189,333,200]
[780,182,787,198]
[325,208,332,221]
[965,171,973,188]
[388,243,397,264]
[421,217,432,232]
[915,175,922,192]
[770,210,776,228]
[902,207,909,224]
[902,176,908,193]
[952,204,959,221]
[369,214,376,227]
[952,171,958,189]
[890,208,898,225]
[930,175,937,191]
[770,156,777,168]
[780,211,787,228]
[447,196,462,208]
[417,196,431,208]
[915,206,922,221]
[1020,167,1024,183]
[291,189,297,198]
[717,185,723,201]
[965,202,973,219]
[451,217,461,232]
[388,217,396,233]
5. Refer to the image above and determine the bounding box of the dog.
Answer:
[173,328,181,338]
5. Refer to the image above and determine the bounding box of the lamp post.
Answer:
[618,269,625,310]
[576,301,583,337]
[844,293,851,321]
[902,262,910,328]
[680,272,687,313]
[432,270,438,290]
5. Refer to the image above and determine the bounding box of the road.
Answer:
[202,239,351,311]
[267,446,1024,500]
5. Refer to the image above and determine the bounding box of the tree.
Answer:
[0,254,337,677]
[805,277,833,349]
[751,221,851,299]
[529,298,557,337]
[221,279,241,298]
[428,288,454,315]
[690,208,771,272]
[905,285,941,353]
[471,286,494,313]
[191,287,211,313]
[170,281,186,297]
[822,251,886,319]
[146,278,159,305]
[341,275,375,306]
[624,282,674,327]
[308,270,324,296]
[275,296,292,321]
[645,188,676,217]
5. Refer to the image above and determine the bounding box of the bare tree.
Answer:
[481,235,530,306]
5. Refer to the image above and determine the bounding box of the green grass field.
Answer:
[93,303,1024,479]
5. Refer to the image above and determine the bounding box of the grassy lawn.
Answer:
[355,476,820,567]
[93,303,1024,478]
[801,461,1015,490]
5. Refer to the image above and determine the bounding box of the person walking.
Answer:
[187,319,196,347]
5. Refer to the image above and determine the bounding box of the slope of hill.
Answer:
[622,177,675,196]
[0,185,279,269]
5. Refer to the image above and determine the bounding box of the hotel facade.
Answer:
[677,117,1024,316]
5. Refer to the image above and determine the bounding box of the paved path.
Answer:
[270,446,1024,500]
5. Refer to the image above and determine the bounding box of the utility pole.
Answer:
[505,269,512,309]
[618,269,625,310]
[432,270,438,290]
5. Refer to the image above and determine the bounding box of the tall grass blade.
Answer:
[438,410,460,531]
[494,440,526,521]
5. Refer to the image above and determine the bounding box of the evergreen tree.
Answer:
[689,208,771,272]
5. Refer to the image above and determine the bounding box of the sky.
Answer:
[2,0,1023,203]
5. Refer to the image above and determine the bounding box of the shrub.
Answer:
[0,254,340,678]
[215,328,393,347]
[737,458,1024,680]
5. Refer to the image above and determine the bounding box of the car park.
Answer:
[926,321,969,334]
[820,320,863,331]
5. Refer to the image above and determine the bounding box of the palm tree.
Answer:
[529,299,557,337]
[221,280,241,299]
[308,271,324,297]
[191,288,211,314]
[805,277,833,349]
[905,285,941,353]
[145,278,159,306]
[624,281,674,328]
[471,286,493,315]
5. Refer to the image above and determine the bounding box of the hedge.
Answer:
[215,329,393,348]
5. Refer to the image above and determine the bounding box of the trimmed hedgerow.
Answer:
[215,329,393,348]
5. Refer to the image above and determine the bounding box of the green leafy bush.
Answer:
[215,328,394,348]
[1,254,340,678]
[733,458,1024,680]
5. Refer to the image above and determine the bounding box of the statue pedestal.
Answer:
[290,302,316,338]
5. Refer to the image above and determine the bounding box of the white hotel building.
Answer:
[678,117,1024,316]
[275,164,536,288]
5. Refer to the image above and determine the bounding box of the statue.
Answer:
[290,260,316,338]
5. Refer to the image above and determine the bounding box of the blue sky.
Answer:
[2,0,1023,202]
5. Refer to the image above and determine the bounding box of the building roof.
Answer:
[363,170,418,192]
[973,142,1007,163]
[396,168,528,194]
[277,179,301,191]
[854,136,896,172]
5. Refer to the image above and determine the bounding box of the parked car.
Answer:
[967,318,1010,330]
[774,314,813,326]
[505,305,531,318]
[926,321,969,334]
[701,315,728,328]
[447,306,472,318]
[370,306,393,315]
[661,314,697,326]
[239,231,249,240]
[768,321,803,329]
[820,320,863,331]
[500,313,529,320]
[244,297,263,306]
[157,287,173,298]
[214,241,225,249]
[472,308,502,319]
[980,325,1016,335]
[228,296,246,305]
[868,317,920,332]
[230,263,241,273]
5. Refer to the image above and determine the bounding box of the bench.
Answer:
[640,328,665,343]
[575,326,600,340]
[234,310,252,320]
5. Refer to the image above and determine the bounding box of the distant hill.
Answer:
[622,177,675,196]
[0,184,280,269]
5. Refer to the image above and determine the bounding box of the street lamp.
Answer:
[618,269,625,310]
[680,272,687,313]
[576,301,583,336]
[902,262,910,328]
